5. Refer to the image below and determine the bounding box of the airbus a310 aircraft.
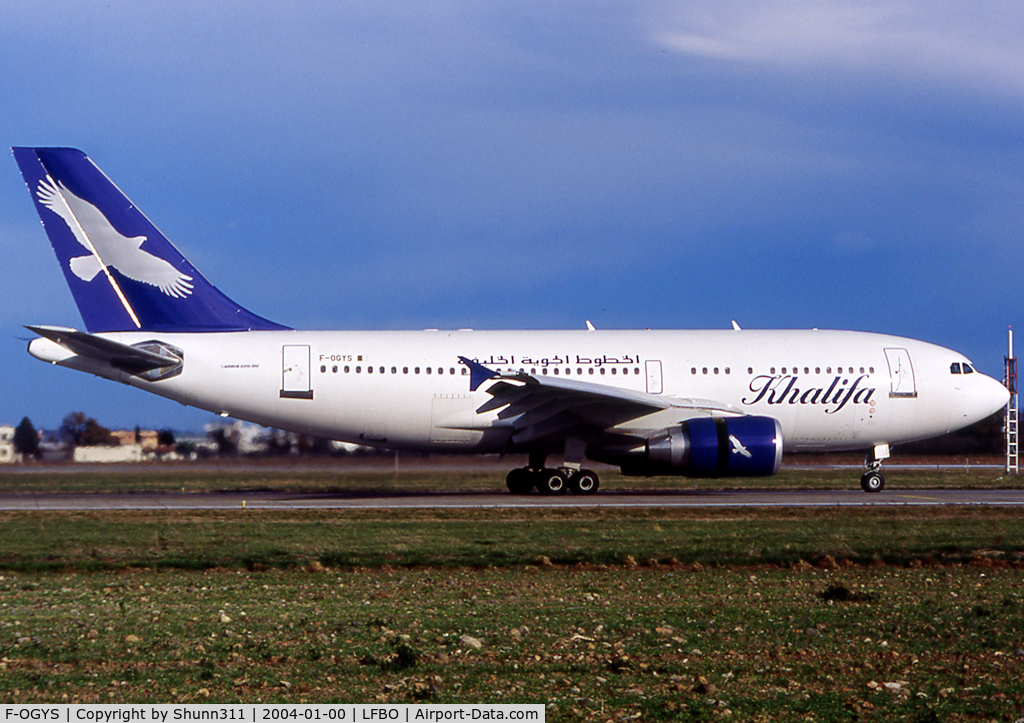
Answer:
[13,147,1009,495]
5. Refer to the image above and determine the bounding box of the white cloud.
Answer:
[651,2,1024,97]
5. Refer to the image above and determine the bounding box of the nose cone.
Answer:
[960,373,1010,429]
[980,373,1011,418]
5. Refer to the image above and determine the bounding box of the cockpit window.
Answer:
[963,363,974,374]
[950,363,961,374]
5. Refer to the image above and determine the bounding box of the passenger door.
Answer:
[884,348,917,398]
[281,344,313,399]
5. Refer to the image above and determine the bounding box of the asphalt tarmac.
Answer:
[1,488,1022,510]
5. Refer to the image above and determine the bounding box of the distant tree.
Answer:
[79,418,117,446]
[210,427,238,456]
[266,430,292,456]
[13,417,39,459]
[60,412,89,445]
[299,435,334,456]
[157,429,176,447]
[61,412,116,446]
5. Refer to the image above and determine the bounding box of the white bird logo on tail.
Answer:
[36,176,194,298]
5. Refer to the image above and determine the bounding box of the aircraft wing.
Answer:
[26,325,181,374]
[459,356,739,445]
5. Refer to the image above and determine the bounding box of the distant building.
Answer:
[0,426,16,463]
[71,429,173,463]
[38,433,71,463]
[109,429,160,452]
[173,431,219,459]
[73,444,144,463]
[203,420,271,455]
[0,420,373,463]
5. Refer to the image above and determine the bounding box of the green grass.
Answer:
[0,506,1023,573]
[0,464,1023,720]
[2,565,1023,720]
[0,457,1019,493]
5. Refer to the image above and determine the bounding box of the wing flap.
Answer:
[460,356,742,448]
[512,412,578,445]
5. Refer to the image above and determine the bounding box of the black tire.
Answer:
[569,469,600,495]
[506,467,535,494]
[537,469,568,495]
[860,471,885,493]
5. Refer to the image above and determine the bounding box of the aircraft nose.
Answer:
[982,373,1011,416]
[967,373,1010,425]
[949,372,1008,432]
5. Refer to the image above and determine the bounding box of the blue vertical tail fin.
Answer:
[12,147,289,333]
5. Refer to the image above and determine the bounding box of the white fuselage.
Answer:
[30,328,1009,457]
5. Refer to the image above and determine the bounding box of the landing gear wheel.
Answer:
[537,469,568,495]
[506,467,535,495]
[568,469,600,495]
[860,471,885,493]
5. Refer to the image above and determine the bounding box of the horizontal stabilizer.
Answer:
[26,325,180,373]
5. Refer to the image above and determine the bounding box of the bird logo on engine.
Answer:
[729,434,753,458]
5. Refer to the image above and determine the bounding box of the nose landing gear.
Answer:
[860,444,889,493]
[860,470,885,493]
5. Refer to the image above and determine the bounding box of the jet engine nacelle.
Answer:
[629,416,783,478]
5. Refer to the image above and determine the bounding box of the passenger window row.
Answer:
[320,365,467,375]
[318,365,643,377]
[533,367,640,376]
[321,363,883,378]
[693,366,876,375]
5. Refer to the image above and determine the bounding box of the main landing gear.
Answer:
[860,444,890,493]
[505,466,600,495]
[506,446,600,496]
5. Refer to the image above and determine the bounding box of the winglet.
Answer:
[459,356,499,392]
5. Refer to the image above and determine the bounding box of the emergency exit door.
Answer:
[645,359,663,394]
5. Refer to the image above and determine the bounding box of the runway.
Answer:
[1,488,1023,510]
